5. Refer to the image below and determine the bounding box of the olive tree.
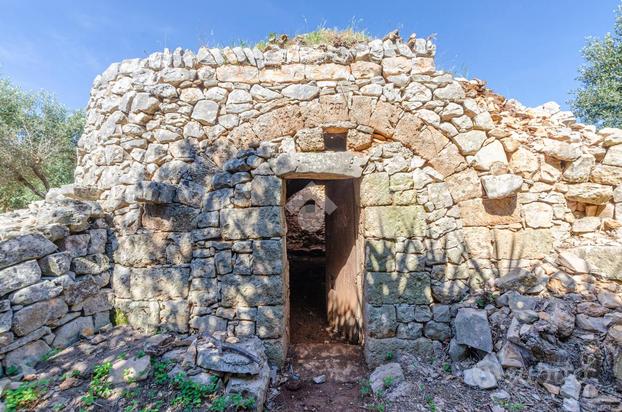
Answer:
[571,4,622,127]
[0,79,84,211]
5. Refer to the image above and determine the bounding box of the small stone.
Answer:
[481,174,523,199]
[454,308,493,352]
[463,367,497,389]
[369,362,405,395]
[109,355,152,384]
[561,374,581,400]
[313,375,326,384]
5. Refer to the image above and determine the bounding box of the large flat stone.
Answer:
[454,308,493,353]
[221,275,283,307]
[0,260,42,295]
[571,246,622,280]
[365,272,432,305]
[127,266,190,300]
[221,207,284,240]
[364,206,426,238]
[459,197,521,226]
[493,229,554,260]
[0,234,57,270]
[273,152,366,179]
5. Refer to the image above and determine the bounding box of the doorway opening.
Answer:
[285,178,363,345]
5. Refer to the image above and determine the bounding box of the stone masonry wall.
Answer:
[3,33,622,377]
[0,196,112,369]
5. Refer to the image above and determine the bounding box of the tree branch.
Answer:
[9,167,45,199]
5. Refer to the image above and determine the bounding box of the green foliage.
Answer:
[41,348,61,362]
[571,4,622,127]
[359,379,372,397]
[254,22,370,51]
[209,394,255,411]
[442,362,451,373]
[496,400,526,412]
[4,380,49,411]
[5,365,19,376]
[151,358,172,385]
[171,372,219,409]
[384,351,394,361]
[0,78,84,211]
[114,308,129,326]
[425,395,437,412]
[382,376,394,389]
[82,361,113,406]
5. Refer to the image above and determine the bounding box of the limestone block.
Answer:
[428,142,466,177]
[590,164,622,185]
[127,266,190,300]
[221,275,283,307]
[365,240,396,272]
[445,169,482,202]
[463,227,493,259]
[0,260,41,296]
[9,280,62,305]
[493,229,553,260]
[273,152,365,179]
[0,234,57,270]
[522,202,554,228]
[459,197,521,226]
[38,252,71,276]
[256,306,283,338]
[481,174,523,199]
[113,233,168,267]
[510,147,539,177]
[453,130,487,155]
[364,206,426,238]
[562,154,594,183]
[367,304,397,338]
[365,272,432,305]
[541,139,581,161]
[474,140,508,171]
[52,316,94,348]
[350,61,382,79]
[251,176,281,206]
[361,173,392,206]
[571,245,622,280]
[252,240,283,275]
[221,207,284,240]
[4,339,51,368]
[454,308,493,352]
[12,298,67,336]
[566,183,613,205]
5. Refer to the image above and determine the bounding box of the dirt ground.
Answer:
[270,343,368,412]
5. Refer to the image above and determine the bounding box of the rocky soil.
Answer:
[0,327,266,411]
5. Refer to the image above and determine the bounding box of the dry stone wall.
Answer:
[0,196,112,368]
[3,33,622,385]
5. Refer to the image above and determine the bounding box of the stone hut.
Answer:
[2,33,622,380]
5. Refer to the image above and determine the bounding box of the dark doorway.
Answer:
[285,178,362,345]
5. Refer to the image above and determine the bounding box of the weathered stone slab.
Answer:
[565,183,613,205]
[52,316,94,348]
[364,206,426,238]
[113,233,168,267]
[0,260,41,295]
[571,245,622,280]
[142,204,200,232]
[361,173,392,206]
[365,272,432,305]
[459,197,521,226]
[0,234,57,270]
[128,267,190,300]
[273,152,366,179]
[493,229,554,260]
[454,308,493,353]
[221,207,284,240]
[221,275,283,307]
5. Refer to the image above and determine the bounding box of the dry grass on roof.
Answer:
[255,27,372,50]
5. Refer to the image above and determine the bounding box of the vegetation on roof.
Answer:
[254,26,372,51]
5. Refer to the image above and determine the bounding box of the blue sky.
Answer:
[0,0,619,111]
